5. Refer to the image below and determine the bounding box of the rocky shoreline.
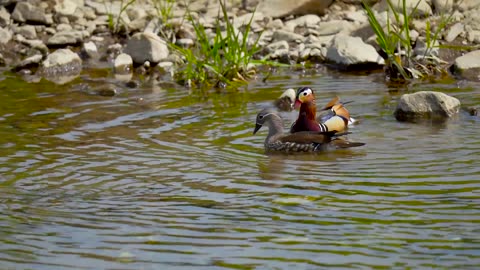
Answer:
[0,0,480,86]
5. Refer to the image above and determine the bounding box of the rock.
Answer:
[47,30,84,46]
[93,84,118,97]
[266,18,284,29]
[82,41,98,58]
[457,0,480,11]
[128,17,148,32]
[19,39,49,55]
[40,48,82,77]
[376,0,432,18]
[272,29,304,42]
[0,6,11,27]
[266,40,289,53]
[54,0,79,16]
[12,2,53,25]
[413,38,439,58]
[445,22,464,42]
[467,106,478,116]
[0,27,12,44]
[432,0,453,13]
[314,20,354,36]
[284,14,321,30]
[452,50,480,80]
[467,29,480,44]
[326,34,384,66]
[175,38,194,48]
[268,48,290,63]
[234,12,265,28]
[394,91,461,122]
[14,54,43,70]
[309,47,327,60]
[124,32,169,65]
[299,47,311,60]
[258,0,333,18]
[114,53,133,74]
[157,61,174,73]
[15,25,37,39]
[57,23,73,32]
[126,5,147,21]
[86,0,121,15]
[345,10,368,24]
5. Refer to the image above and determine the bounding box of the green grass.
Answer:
[170,0,272,88]
[153,0,177,40]
[106,0,137,34]
[362,0,453,81]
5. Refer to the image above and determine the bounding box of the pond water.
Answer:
[1,67,479,270]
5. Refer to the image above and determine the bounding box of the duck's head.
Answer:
[275,88,296,111]
[253,108,281,134]
[294,87,315,109]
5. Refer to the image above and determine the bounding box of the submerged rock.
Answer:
[394,91,461,122]
[124,32,169,65]
[114,53,133,74]
[39,48,82,77]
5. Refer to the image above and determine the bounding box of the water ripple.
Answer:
[1,71,480,269]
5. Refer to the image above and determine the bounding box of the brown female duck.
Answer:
[253,108,364,153]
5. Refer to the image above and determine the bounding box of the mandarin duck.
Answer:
[273,88,296,112]
[253,108,365,153]
[290,87,356,134]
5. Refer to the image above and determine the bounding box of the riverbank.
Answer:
[0,0,479,86]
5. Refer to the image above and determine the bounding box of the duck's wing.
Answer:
[320,96,340,110]
[279,131,338,144]
[331,138,365,148]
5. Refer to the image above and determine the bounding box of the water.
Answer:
[1,69,480,269]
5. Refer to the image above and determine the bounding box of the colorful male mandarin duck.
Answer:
[273,88,296,112]
[253,108,365,153]
[290,87,355,134]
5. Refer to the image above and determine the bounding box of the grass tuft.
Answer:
[170,0,268,89]
[363,0,454,81]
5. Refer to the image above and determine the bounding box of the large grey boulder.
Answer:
[326,34,384,66]
[12,2,53,25]
[40,49,82,77]
[124,32,169,65]
[452,50,480,80]
[257,0,333,18]
[394,91,461,122]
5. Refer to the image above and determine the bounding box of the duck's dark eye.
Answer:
[303,92,308,96]
[258,115,264,120]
